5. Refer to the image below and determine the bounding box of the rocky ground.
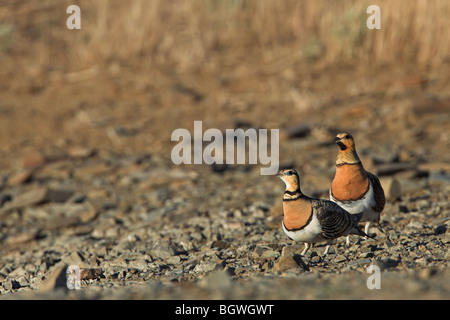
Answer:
[0,121,449,299]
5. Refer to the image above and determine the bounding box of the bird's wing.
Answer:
[312,199,355,240]
[367,171,386,213]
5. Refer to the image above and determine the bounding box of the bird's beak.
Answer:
[334,137,341,144]
[276,170,283,177]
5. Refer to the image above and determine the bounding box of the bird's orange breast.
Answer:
[331,164,369,201]
[283,200,312,230]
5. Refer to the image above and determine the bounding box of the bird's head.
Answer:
[277,168,300,191]
[334,132,355,151]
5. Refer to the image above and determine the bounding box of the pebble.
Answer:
[335,255,347,263]
[39,263,69,292]
[380,178,401,201]
[194,262,220,274]
[128,260,148,270]
[272,256,299,273]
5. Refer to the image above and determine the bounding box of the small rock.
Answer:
[429,172,450,184]
[348,258,372,266]
[273,255,299,272]
[281,244,305,257]
[68,146,96,158]
[253,245,271,257]
[444,248,450,260]
[6,229,40,245]
[372,151,399,165]
[9,267,27,277]
[0,194,12,207]
[194,262,220,273]
[7,170,32,186]
[407,221,424,229]
[360,252,374,259]
[418,162,450,172]
[189,232,203,242]
[285,124,310,139]
[261,250,280,259]
[45,203,96,230]
[335,255,347,263]
[376,163,418,176]
[269,202,283,217]
[1,187,74,212]
[211,240,230,249]
[80,268,103,280]
[17,276,29,287]
[21,152,45,169]
[398,179,426,195]
[65,251,85,265]
[380,178,401,201]
[1,187,48,211]
[44,188,75,203]
[4,279,21,291]
[149,241,176,259]
[167,256,181,265]
[373,258,400,270]
[39,263,69,292]
[110,257,127,268]
[128,259,148,270]
[266,214,283,230]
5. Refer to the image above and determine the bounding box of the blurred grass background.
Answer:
[0,0,449,167]
[1,0,449,82]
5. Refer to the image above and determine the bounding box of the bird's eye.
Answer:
[345,135,351,139]
[286,171,293,176]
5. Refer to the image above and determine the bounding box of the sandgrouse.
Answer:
[277,169,367,255]
[330,133,386,244]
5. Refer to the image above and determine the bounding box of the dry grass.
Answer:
[0,0,449,88]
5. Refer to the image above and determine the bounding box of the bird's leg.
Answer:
[346,235,351,246]
[364,221,371,239]
[323,244,331,255]
[301,243,310,256]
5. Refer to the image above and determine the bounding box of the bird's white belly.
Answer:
[282,214,325,243]
[330,181,379,222]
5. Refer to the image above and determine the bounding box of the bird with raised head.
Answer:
[330,133,386,244]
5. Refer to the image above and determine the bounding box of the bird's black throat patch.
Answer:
[337,141,347,150]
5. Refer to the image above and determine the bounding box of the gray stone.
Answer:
[167,256,181,265]
[261,249,280,259]
[380,178,401,201]
[211,240,230,249]
[149,241,177,259]
[3,279,21,291]
[39,262,69,292]
[434,224,447,235]
[348,258,372,266]
[128,259,148,270]
[110,257,127,268]
[194,262,220,273]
